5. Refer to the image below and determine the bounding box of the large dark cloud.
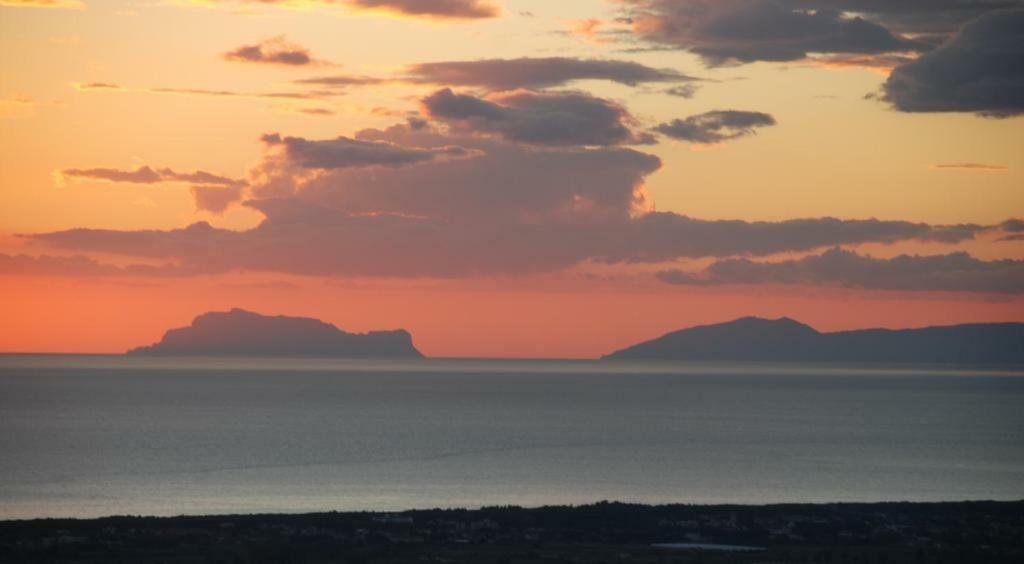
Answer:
[620,0,923,65]
[882,9,1024,117]
[653,110,776,144]
[0,253,185,278]
[25,123,995,279]
[657,247,1024,293]
[26,206,990,278]
[406,57,695,90]
[790,1,1024,38]
[223,36,313,66]
[421,88,654,147]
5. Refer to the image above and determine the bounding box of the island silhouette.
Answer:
[605,317,1024,363]
[129,309,422,358]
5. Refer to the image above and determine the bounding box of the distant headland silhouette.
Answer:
[130,310,1024,363]
[129,309,422,358]
[605,317,1024,363]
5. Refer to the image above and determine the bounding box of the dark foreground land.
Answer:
[2,501,1022,564]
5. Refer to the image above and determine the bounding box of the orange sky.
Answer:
[1,0,1022,357]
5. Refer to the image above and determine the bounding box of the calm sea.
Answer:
[1,356,1022,520]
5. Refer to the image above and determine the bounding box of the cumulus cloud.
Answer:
[26,123,996,278]
[421,88,654,147]
[223,36,314,66]
[406,57,696,90]
[882,9,1024,117]
[279,126,661,221]
[619,0,922,66]
[656,247,1024,294]
[653,110,776,144]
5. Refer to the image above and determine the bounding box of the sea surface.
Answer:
[1,355,1023,520]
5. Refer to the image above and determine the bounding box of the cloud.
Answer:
[1001,219,1024,232]
[0,0,84,8]
[664,84,700,98]
[656,247,1024,294]
[406,57,696,90]
[26,207,989,279]
[60,166,243,187]
[223,36,314,66]
[297,57,699,93]
[26,123,994,279]
[59,165,246,213]
[0,253,185,278]
[566,18,615,44]
[0,96,62,119]
[788,1,1024,38]
[998,219,1024,241]
[191,185,245,214]
[619,0,923,66]
[186,0,499,19]
[931,162,1008,171]
[347,0,499,19]
[653,110,776,144]
[73,81,337,104]
[882,9,1024,117]
[259,132,474,169]
[294,75,386,87]
[811,53,915,73]
[421,88,655,147]
[277,126,662,221]
[72,82,123,91]
[145,87,325,100]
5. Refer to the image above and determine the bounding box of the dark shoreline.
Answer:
[4,500,1023,563]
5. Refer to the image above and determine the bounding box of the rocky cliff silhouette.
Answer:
[129,309,423,358]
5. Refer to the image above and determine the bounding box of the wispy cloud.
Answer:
[0,96,63,119]
[931,163,1009,172]
[0,0,85,9]
[175,0,500,20]
[657,248,1024,294]
[58,165,246,214]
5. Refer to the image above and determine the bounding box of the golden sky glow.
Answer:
[1,0,1022,357]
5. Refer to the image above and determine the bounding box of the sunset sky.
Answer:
[1,0,1022,358]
